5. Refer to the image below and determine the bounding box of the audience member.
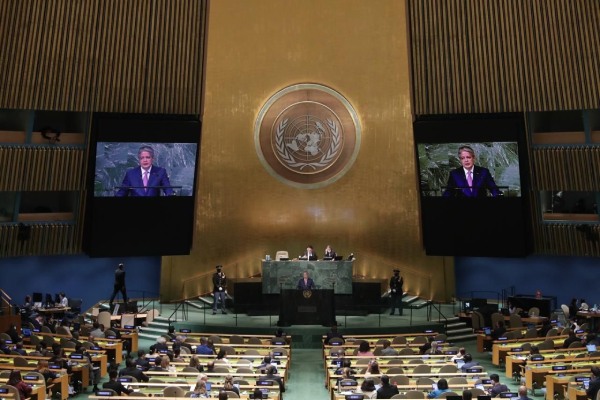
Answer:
[216,349,231,366]
[428,378,450,398]
[102,370,133,395]
[119,357,149,382]
[223,375,239,396]
[563,329,579,348]
[537,320,552,337]
[489,373,509,397]
[451,347,466,363]
[149,336,169,353]
[419,337,434,354]
[491,321,507,340]
[462,390,473,400]
[196,337,213,355]
[325,324,344,344]
[356,378,377,399]
[380,340,398,356]
[460,353,479,372]
[357,341,375,357]
[517,385,532,400]
[188,355,204,372]
[218,390,228,400]
[89,322,106,339]
[0,339,11,355]
[258,364,285,392]
[365,360,380,377]
[5,323,20,343]
[376,374,399,399]
[586,367,600,400]
[134,350,150,371]
[7,370,32,400]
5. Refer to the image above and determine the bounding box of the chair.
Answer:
[528,307,540,317]
[180,346,190,354]
[392,336,407,345]
[399,347,416,355]
[29,334,40,346]
[581,303,589,311]
[68,298,82,315]
[163,386,186,397]
[149,378,165,383]
[438,365,458,374]
[537,338,555,350]
[0,333,11,341]
[438,392,459,398]
[434,334,447,342]
[406,390,426,398]
[275,251,289,261]
[407,359,422,364]
[416,377,434,386]
[491,312,504,329]
[509,314,523,328]
[0,371,11,378]
[243,349,260,355]
[213,366,230,373]
[546,328,558,337]
[208,335,222,344]
[469,388,487,397]
[98,388,118,396]
[330,346,344,356]
[13,356,30,367]
[105,329,117,337]
[220,345,236,356]
[247,337,262,345]
[356,358,371,365]
[373,347,383,356]
[389,375,410,385]
[386,367,406,375]
[236,367,254,373]
[520,342,532,351]
[97,311,112,328]
[62,340,76,349]
[391,395,407,399]
[121,375,138,383]
[233,379,249,386]
[411,336,427,344]
[387,359,404,365]
[229,335,244,344]
[236,359,252,366]
[271,347,288,356]
[182,367,200,373]
[447,377,467,384]
[225,391,240,398]
[412,364,431,374]
[524,328,538,338]
[41,326,52,333]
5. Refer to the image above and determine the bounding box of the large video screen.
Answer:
[414,114,531,257]
[83,114,201,257]
[94,142,197,197]
[417,142,521,198]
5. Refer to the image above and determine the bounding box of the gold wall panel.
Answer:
[0,222,81,257]
[0,0,206,113]
[408,0,600,114]
[161,0,454,303]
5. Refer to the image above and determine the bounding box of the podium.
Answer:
[278,289,335,326]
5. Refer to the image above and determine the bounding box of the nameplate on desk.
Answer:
[497,337,508,341]
[480,379,492,385]
[96,391,114,396]
[256,380,274,386]
[466,368,482,373]
[272,351,283,357]
[272,339,286,345]
[33,328,41,332]
[340,380,358,387]
[576,377,591,383]
[445,350,458,355]
[576,329,585,334]
[179,328,191,333]
[498,393,518,398]
[0,388,8,394]
[91,346,102,351]
[329,340,343,346]
[345,395,364,400]
[552,365,567,371]
[49,364,62,370]
[118,377,133,383]
[512,347,523,352]
[70,354,84,359]
[123,325,135,329]
[106,335,117,339]
[424,329,434,333]
[23,375,39,381]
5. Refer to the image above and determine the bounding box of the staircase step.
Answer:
[446,322,467,329]
[411,300,432,309]
[447,333,478,342]
[446,327,473,335]
[185,300,209,310]
[445,316,461,324]
[403,296,420,304]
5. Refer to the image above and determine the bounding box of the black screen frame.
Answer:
[413,113,532,257]
[83,113,201,257]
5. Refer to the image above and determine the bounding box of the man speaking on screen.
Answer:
[116,145,174,197]
[442,145,501,198]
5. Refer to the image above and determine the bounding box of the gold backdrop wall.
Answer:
[161,0,454,302]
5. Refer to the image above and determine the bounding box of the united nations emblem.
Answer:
[302,289,313,299]
[255,84,361,188]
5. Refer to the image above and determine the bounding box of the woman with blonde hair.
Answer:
[191,377,209,398]
[223,375,239,396]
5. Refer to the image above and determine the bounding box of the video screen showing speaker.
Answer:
[414,114,531,257]
[83,113,201,257]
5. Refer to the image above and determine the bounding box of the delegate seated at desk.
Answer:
[299,245,318,261]
[297,271,315,290]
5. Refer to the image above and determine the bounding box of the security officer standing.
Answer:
[110,263,128,310]
[389,269,404,315]
[212,265,227,315]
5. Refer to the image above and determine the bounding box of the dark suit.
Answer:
[258,374,285,392]
[116,166,173,197]
[442,165,501,197]
[586,377,600,400]
[297,278,315,290]
[324,250,336,259]
[301,251,318,261]
[377,383,400,399]
[102,380,133,395]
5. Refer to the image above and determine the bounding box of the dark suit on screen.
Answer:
[297,278,315,290]
[442,165,501,198]
[116,166,173,197]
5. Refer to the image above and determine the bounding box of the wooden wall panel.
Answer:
[0,146,85,191]
[531,147,600,191]
[0,0,206,114]
[408,0,600,114]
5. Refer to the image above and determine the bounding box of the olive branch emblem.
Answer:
[275,117,341,171]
